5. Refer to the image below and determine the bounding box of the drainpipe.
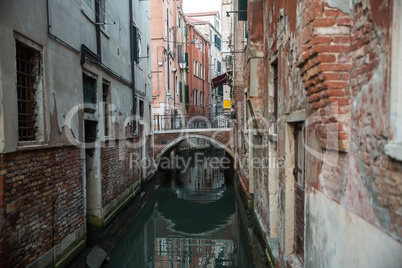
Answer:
[95,0,102,61]
[202,40,205,115]
[46,0,80,54]
[167,9,171,122]
[129,0,137,133]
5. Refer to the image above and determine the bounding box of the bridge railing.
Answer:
[153,113,232,132]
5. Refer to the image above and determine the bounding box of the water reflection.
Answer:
[104,150,253,267]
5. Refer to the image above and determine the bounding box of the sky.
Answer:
[183,0,221,15]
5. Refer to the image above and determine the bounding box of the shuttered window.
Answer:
[238,0,248,21]
[185,85,189,104]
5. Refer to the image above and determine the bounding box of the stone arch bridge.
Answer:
[153,128,234,163]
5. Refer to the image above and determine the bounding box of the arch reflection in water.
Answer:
[105,150,253,267]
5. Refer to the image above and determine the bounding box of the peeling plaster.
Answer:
[327,0,354,17]
[306,188,402,267]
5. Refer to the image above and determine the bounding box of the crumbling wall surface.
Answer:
[297,0,402,266]
[233,0,251,196]
[347,0,401,242]
[0,147,85,267]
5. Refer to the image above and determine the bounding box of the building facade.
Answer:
[187,12,224,115]
[232,0,402,267]
[221,0,234,112]
[0,0,152,266]
[151,0,178,122]
[151,0,213,131]
[186,26,211,115]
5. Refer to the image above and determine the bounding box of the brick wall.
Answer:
[348,2,402,241]
[101,139,141,208]
[0,147,84,267]
[297,3,352,152]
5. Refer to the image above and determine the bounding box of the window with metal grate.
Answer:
[16,41,40,141]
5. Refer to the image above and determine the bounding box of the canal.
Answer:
[101,149,254,267]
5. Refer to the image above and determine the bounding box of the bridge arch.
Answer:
[155,134,235,165]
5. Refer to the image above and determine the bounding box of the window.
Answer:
[385,2,402,161]
[193,60,196,75]
[195,37,198,48]
[180,82,183,102]
[193,89,199,105]
[294,123,305,261]
[214,35,221,50]
[137,32,142,61]
[147,45,151,74]
[185,85,189,104]
[200,64,203,79]
[149,104,152,132]
[82,0,106,24]
[134,97,138,133]
[139,99,144,119]
[102,81,111,137]
[200,92,202,106]
[178,45,183,63]
[84,0,92,8]
[99,0,106,26]
[16,39,43,142]
[83,73,97,114]
[238,0,248,21]
[133,25,140,63]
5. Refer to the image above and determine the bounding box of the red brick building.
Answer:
[187,26,211,115]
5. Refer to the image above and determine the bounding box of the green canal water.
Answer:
[103,150,254,267]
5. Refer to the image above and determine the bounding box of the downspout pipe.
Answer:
[95,0,102,61]
[46,0,80,54]
[202,40,205,115]
[130,0,137,133]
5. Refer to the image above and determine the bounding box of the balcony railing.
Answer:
[153,113,232,132]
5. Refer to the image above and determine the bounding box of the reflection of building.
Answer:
[175,155,226,204]
[155,238,235,268]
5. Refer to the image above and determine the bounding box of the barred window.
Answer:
[16,41,40,141]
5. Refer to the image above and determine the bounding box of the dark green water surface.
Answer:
[104,151,254,267]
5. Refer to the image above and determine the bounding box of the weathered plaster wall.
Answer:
[306,189,402,267]
[235,0,402,266]
[0,0,153,266]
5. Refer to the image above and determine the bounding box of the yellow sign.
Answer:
[224,100,231,108]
